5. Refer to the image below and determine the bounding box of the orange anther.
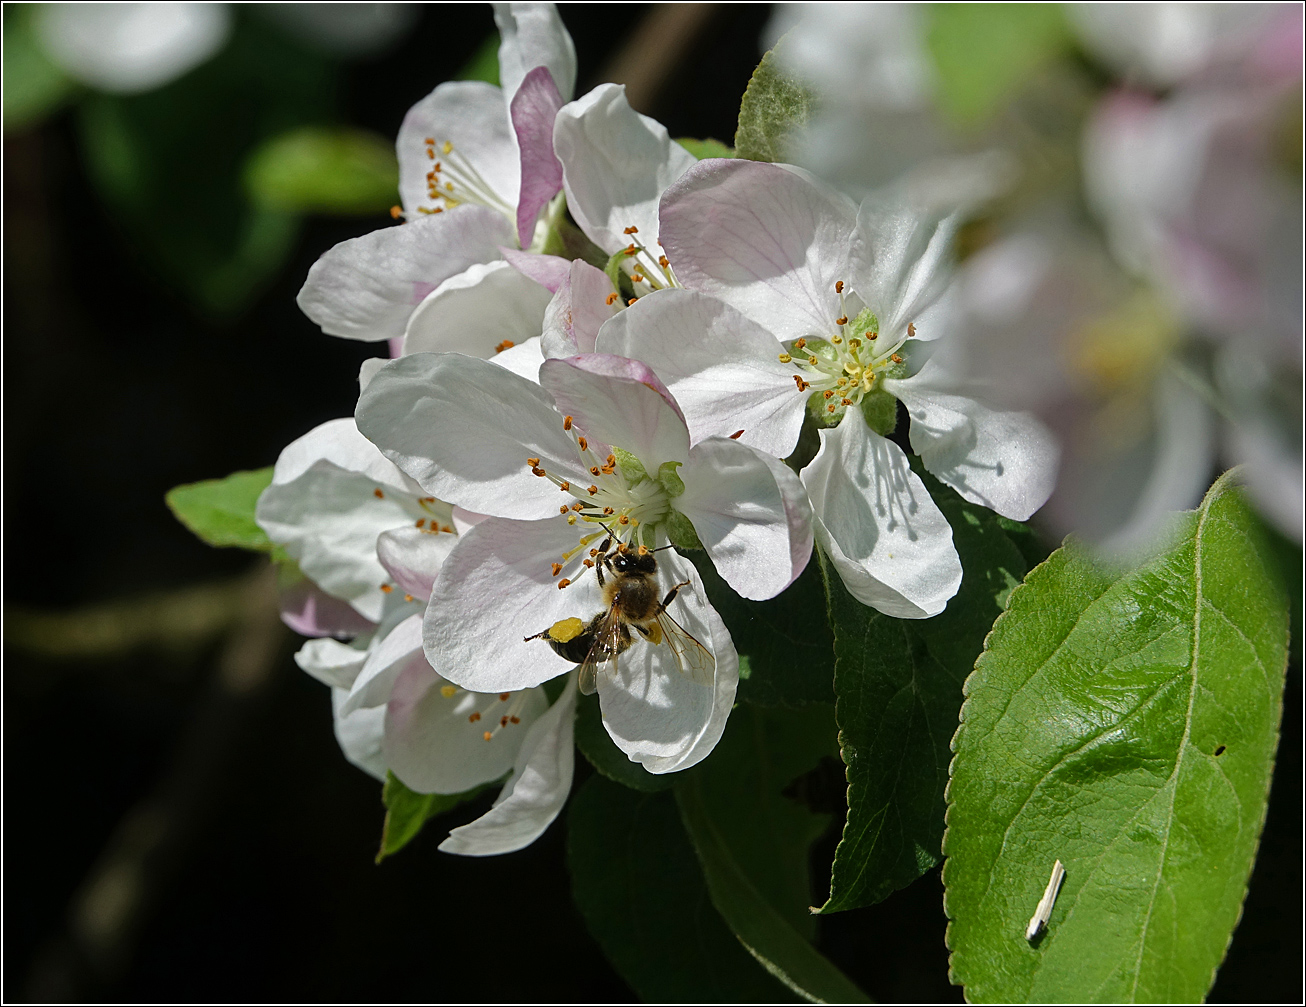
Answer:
[532,467,546,477]
[483,731,493,741]
[469,712,481,722]
[563,415,573,430]
[557,578,572,589]
[578,437,588,451]
[415,519,425,528]
[623,225,639,234]
[835,280,844,293]
[836,315,848,326]
[891,353,903,363]
[587,485,598,495]
[659,255,669,268]
[605,292,619,305]
[527,457,540,467]
[907,322,916,337]
[729,430,744,439]
[551,562,563,576]
[390,205,403,219]
[380,584,393,593]
[373,488,384,498]
[494,339,515,353]
[627,297,637,306]
[558,480,570,491]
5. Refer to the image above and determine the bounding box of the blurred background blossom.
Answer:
[772,1,1303,550]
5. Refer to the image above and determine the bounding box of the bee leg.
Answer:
[524,628,551,642]
[658,580,693,612]
[595,559,606,587]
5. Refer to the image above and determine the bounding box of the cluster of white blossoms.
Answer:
[257,2,1057,856]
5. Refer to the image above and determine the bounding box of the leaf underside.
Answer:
[166,467,275,551]
[734,38,815,164]
[943,474,1289,1003]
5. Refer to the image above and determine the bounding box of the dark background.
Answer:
[4,4,1300,1002]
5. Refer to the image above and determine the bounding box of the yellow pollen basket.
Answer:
[548,617,586,643]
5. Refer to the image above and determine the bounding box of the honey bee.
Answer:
[526,539,714,695]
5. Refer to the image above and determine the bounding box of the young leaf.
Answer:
[244,126,398,215]
[376,771,494,863]
[567,775,796,1002]
[734,40,815,164]
[818,477,1034,912]
[944,473,1289,1002]
[166,467,275,551]
[574,691,673,792]
[676,137,735,160]
[692,555,836,707]
[674,705,870,1002]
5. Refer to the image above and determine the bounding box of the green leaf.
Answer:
[3,5,77,132]
[818,475,1032,913]
[692,555,836,707]
[166,467,275,551]
[674,704,870,1002]
[454,33,500,86]
[376,771,494,863]
[567,775,796,1002]
[924,3,1072,126]
[944,473,1289,1002]
[244,126,398,214]
[677,137,735,160]
[574,691,673,793]
[76,15,335,315]
[734,39,815,164]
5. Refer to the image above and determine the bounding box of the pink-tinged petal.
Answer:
[439,675,578,856]
[501,247,570,292]
[659,158,858,342]
[678,438,813,600]
[377,524,458,600]
[384,659,549,795]
[355,353,586,520]
[541,259,617,358]
[511,65,565,247]
[595,288,806,458]
[494,2,577,104]
[490,335,546,384]
[554,83,696,253]
[451,507,488,535]
[294,636,369,690]
[403,260,552,357]
[341,613,425,714]
[332,689,387,782]
[269,417,411,490]
[397,80,518,218]
[597,551,738,774]
[425,518,605,693]
[850,197,959,340]
[802,408,961,618]
[540,355,690,468]
[887,363,1059,522]
[297,209,514,342]
[278,577,376,639]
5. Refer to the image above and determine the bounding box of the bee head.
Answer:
[612,550,658,576]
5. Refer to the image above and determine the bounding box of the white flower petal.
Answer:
[597,552,738,774]
[295,636,369,690]
[490,335,546,384]
[403,260,552,357]
[803,408,961,618]
[396,80,518,218]
[257,460,423,622]
[659,158,858,342]
[355,353,585,519]
[438,674,578,856]
[269,417,410,489]
[332,688,388,782]
[554,83,696,253]
[677,438,813,600]
[342,613,425,714]
[493,1,577,104]
[888,365,1059,522]
[539,355,690,469]
[377,524,458,601]
[384,658,549,794]
[595,288,806,458]
[297,209,514,342]
[425,518,603,693]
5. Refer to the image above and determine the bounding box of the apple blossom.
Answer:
[602,157,1056,617]
[355,350,813,772]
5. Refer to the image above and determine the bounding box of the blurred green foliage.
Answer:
[3,4,78,132]
[245,126,398,214]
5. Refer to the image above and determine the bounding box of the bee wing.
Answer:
[577,608,625,696]
[654,611,715,686]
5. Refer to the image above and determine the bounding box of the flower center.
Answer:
[524,414,675,588]
[602,225,678,308]
[371,488,457,601]
[778,280,911,430]
[437,685,530,742]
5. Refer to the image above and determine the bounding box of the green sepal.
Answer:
[656,460,685,498]
[612,446,647,484]
[376,771,497,863]
[859,388,899,436]
[539,201,607,267]
[166,467,275,552]
[574,692,673,792]
[603,247,637,302]
[735,36,816,163]
[676,137,735,160]
[665,510,702,551]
